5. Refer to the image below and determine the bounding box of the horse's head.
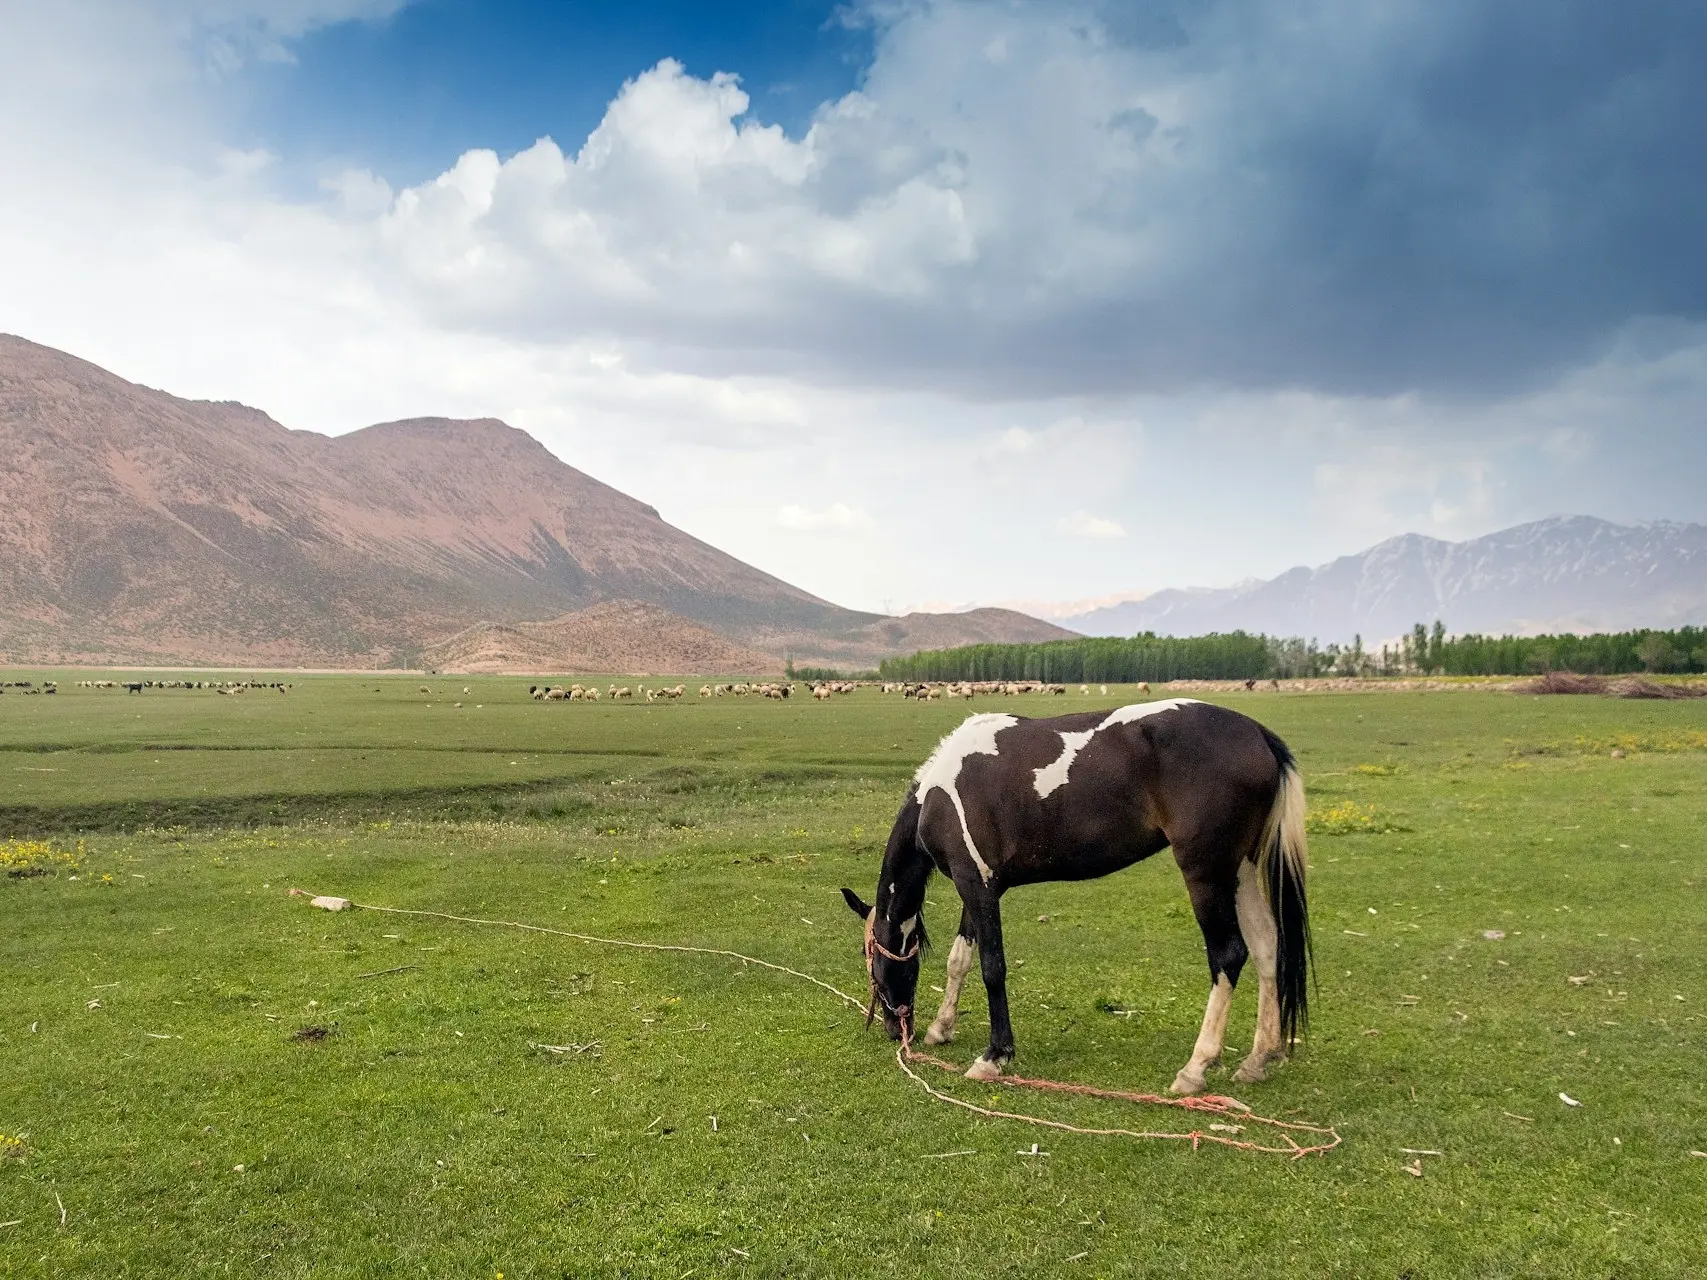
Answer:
[841,886,925,1042]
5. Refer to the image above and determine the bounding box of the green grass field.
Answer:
[3,675,1705,1277]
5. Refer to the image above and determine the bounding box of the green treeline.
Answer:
[878,632,1273,682]
[1431,626,1707,676]
[878,625,1707,682]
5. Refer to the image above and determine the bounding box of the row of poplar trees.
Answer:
[877,625,1707,682]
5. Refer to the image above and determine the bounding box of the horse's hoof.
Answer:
[922,1023,954,1046]
[1170,1069,1205,1096]
[965,1057,1003,1082]
[1231,1058,1268,1085]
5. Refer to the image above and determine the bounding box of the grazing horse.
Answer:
[842,699,1310,1094]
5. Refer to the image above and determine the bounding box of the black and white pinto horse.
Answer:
[842,699,1311,1094]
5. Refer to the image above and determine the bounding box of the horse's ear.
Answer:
[841,887,872,920]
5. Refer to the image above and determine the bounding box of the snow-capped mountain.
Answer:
[1063,517,1707,640]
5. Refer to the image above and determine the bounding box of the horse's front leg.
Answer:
[962,890,1013,1081]
[923,906,976,1046]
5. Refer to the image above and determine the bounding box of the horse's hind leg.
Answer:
[1171,872,1248,1096]
[923,906,976,1046]
[1232,857,1284,1084]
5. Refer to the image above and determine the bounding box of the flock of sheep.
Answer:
[884,679,1150,699]
[0,680,56,695]
[11,676,1146,705]
[528,681,772,702]
[74,679,292,694]
[522,678,1150,704]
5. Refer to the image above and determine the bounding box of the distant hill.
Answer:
[791,607,1080,669]
[1064,517,1707,641]
[0,335,1071,668]
[420,601,783,675]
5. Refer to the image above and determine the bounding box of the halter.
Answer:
[862,910,921,1031]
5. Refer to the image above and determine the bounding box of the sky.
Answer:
[2,0,1704,617]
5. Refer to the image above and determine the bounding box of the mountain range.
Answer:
[0,335,1070,670]
[1064,517,1707,641]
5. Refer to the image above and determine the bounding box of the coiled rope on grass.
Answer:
[293,893,1341,1159]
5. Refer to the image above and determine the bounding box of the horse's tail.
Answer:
[1258,729,1312,1048]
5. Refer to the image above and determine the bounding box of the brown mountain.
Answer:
[0,335,1073,669]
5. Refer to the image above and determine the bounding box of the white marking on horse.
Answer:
[1172,973,1234,1095]
[915,713,1019,883]
[899,916,918,941]
[1030,729,1094,797]
[1233,858,1281,1083]
[1032,699,1200,799]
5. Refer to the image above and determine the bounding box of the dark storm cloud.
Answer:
[863,0,1707,397]
[1171,0,1707,394]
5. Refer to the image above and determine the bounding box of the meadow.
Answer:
[2,674,1705,1277]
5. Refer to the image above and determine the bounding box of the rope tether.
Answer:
[294,893,1341,1158]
